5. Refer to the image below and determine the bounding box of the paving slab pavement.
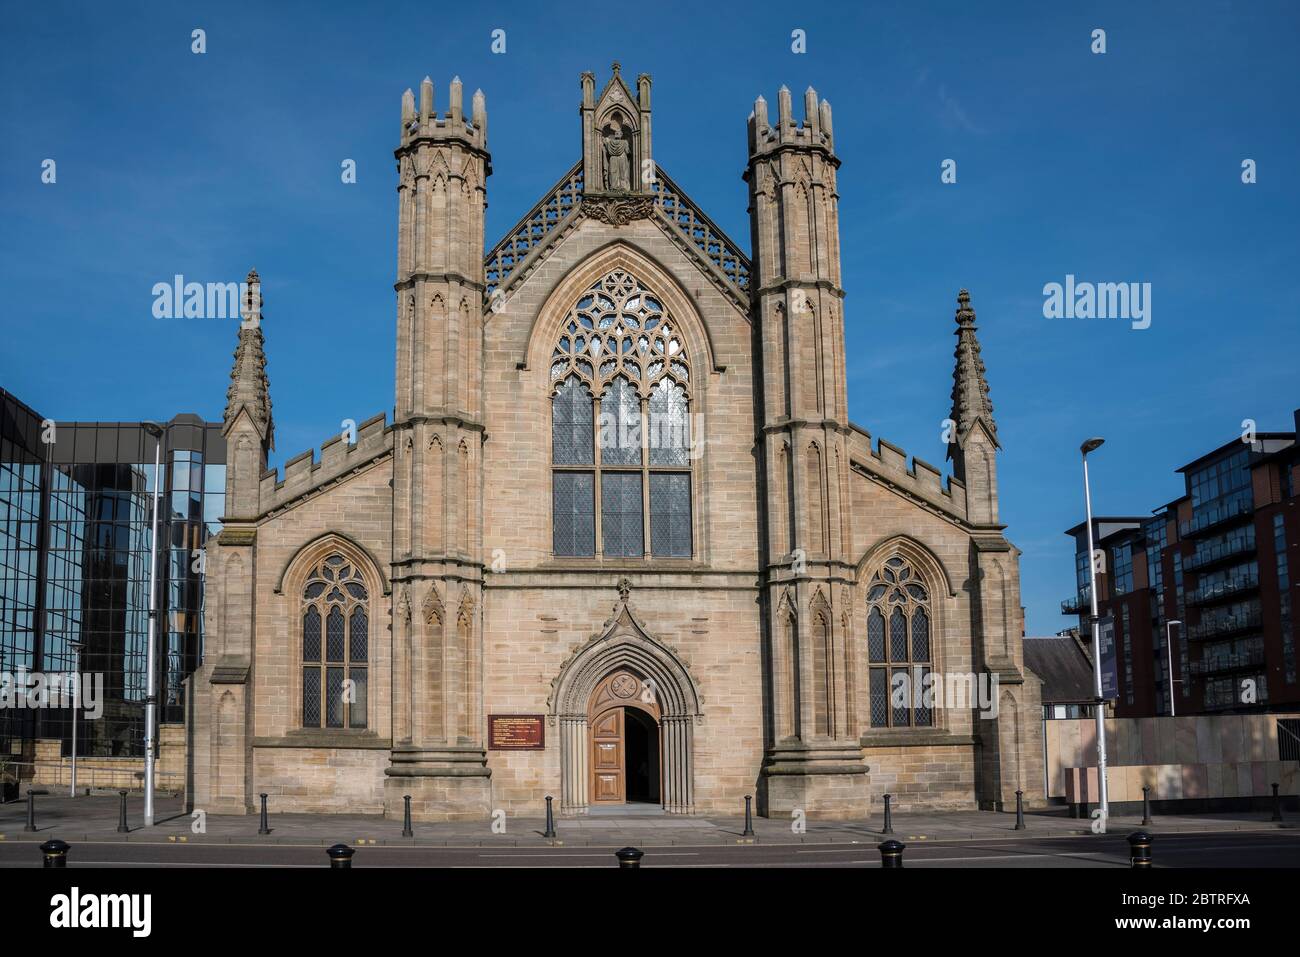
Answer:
[1,793,1294,849]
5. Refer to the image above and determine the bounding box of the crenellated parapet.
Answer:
[256,413,392,516]
[847,425,969,522]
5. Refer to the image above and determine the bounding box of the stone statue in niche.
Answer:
[601,113,632,192]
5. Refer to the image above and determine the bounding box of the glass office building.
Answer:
[0,391,46,756]
[0,387,223,758]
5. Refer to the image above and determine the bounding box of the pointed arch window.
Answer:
[550,269,693,559]
[866,557,932,728]
[301,554,368,729]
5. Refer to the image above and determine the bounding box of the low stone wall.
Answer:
[27,724,187,793]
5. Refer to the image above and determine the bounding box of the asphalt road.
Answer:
[3,830,1298,867]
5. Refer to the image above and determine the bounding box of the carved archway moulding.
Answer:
[519,239,723,376]
[854,533,958,599]
[272,530,392,597]
[548,587,702,815]
[548,593,703,724]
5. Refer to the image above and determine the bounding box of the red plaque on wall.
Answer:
[488,714,545,750]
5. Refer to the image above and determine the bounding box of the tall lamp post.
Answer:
[1080,437,1110,831]
[69,639,83,797]
[1166,619,1183,717]
[142,421,164,827]
[0,649,6,766]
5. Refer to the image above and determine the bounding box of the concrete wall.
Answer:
[1046,713,1300,801]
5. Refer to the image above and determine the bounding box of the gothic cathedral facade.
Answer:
[189,66,1044,820]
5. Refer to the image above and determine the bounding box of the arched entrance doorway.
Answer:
[549,594,702,815]
[589,671,661,805]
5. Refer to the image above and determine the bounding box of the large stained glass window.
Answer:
[550,270,693,558]
[866,557,933,728]
[301,554,368,729]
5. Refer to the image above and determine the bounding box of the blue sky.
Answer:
[2,1,1297,635]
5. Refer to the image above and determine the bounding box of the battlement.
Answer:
[258,412,391,514]
[748,85,834,156]
[398,76,487,151]
[848,425,967,520]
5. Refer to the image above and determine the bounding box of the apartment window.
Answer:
[1174,552,1189,698]
[1278,514,1295,684]
[1193,559,1259,602]
[1121,605,1134,705]
[1190,449,1251,508]
[1276,515,1290,590]
[1144,515,1167,596]
[1075,548,1090,592]
[1112,543,1134,596]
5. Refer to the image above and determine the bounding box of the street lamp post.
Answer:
[69,640,83,797]
[0,649,6,764]
[1166,620,1183,717]
[1080,437,1109,832]
[142,422,164,827]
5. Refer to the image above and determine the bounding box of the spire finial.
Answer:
[611,61,621,75]
[948,288,998,453]
[956,288,974,322]
[224,272,274,448]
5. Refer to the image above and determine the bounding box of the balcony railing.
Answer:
[1186,608,1263,641]
[1061,585,1092,616]
[1188,571,1260,606]
[1190,650,1267,676]
[1185,531,1257,571]
[1180,493,1253,538]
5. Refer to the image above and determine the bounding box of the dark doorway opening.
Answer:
[623,708,660,804]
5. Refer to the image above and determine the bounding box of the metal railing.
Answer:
[1186,608,1263,641]
[1188,570,1260,606]
[1190,650,1266,676]
[1279,719,1300,762]
[1186,529,1256,571]
[1180,492,1253,538]
[1061,585,1091,616]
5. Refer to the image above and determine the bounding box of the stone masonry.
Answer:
[188,65,1044,821]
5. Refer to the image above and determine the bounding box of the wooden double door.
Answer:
[589,671,661,805]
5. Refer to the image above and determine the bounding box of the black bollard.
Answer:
[117,790,129,834]
[543,795,557,838]
[1141,785,1152,826]
[742,795,755,837]
[257,792,270,835]
[326,843,354,869]
[40,839,70,868]
[402,794,414,837]
[1127,831,1153,869]
[878,839,906,868]
[23,790,37,832]
[1271,782,1283,822]
[1014,789,1026,830]
[882,793,894,834]
[615,846,644,869]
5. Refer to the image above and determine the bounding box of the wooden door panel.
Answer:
[590,707,624,803]
[594,741,620,769]
[593,773,621,802]
[592,710,621,737]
